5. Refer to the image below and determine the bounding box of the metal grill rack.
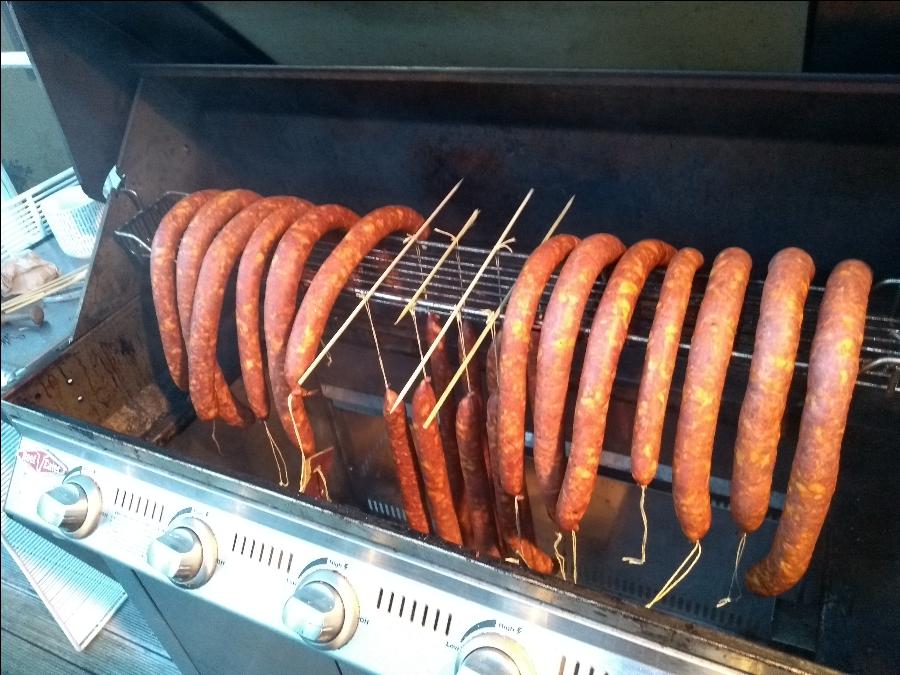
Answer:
[115,193,900,395]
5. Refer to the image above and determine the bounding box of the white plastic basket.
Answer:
[1,168,78,264]
[39,184,104,259]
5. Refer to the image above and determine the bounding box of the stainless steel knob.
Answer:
[36,475,102,538]
[458,647,521,675]
[283,568,358,650]
[456,632,534,675]
[283,581,345,643]
[38,483,87,531]
[147,527,203,582]
[147,514,218,588]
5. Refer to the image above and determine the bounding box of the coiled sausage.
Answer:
[284,206,425,455]
[672,248,751,543]
[532,234,625,519]
[746,260,871,596]
[732,248,814,534]
[151,190,220,389]
[188,197,306,422]
[235,202,315,420]
[557,240,675,532]
[264,205,358,445]
[497,235,580,497]
[631,248,704,486]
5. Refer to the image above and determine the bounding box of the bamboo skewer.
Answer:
[394,212,479,325]
[389,189,535,414]
[423,196,574,426]
[1,266,88,314]
[295,180,463,390]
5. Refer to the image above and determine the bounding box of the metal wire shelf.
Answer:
[115,193,900,395]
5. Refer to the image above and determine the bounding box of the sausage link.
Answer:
[456,392,500,556]
[746,260,871,596]
[236,202,315,420]
[533,234,625,519]
[284,207,425,456]
[504,536,556,576]
[497,235,580,496]
[423,313,468,536]
[673,248,752,542]
[410,379,463,545]
[487,392,536,546]
[175,190,259,342]
[150,190,221,389]
[188,197,306,421]
[265,205,359,446]
[631,248,704,486]
[383,389,431,535]
[732,248,815,534]
[558,240,676,532]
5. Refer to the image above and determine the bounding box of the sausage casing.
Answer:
[497,235,580,497]
[410,379,463,545]
[284,206,425,455]
[732,248,814,534]
[631,248,704,486]
[746,260,871,596]
[151,190,221,389]
[384,389,431,535]
[672,247,751,542]
[265,205,358,446]
[456,391,500,557]
[188,197,305,422]
[236,202,314,420]
[557,240,675,532]
[533,233,625,520]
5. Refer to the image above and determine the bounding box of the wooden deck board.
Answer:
[1,545,178,674]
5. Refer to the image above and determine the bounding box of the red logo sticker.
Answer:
[17,447,67,474]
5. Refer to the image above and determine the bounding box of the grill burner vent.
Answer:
[376,588,453,635]
[230,533,293,571]
[113,487,164,522]
[367,498,406,523]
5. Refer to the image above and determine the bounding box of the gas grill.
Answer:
[3,66,899,674]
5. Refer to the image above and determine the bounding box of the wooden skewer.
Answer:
[295,179,463,389]
[394,211,479,325]
[424,196,575,426]
[1,266,88,314]
[389,189,534,414]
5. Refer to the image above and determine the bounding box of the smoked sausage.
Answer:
[283,206,425,455]
[235,202,315,420]
[532,234,625,519]
[151,190,221,389]
[732,248,814,534]
[410,378,463,545]
[672,248,751,543]
[557,240,675,532]
[264,205,358,445]
[188,197,307,422]
[456,391,500,557]
[746,260,871,596]
[384,388,431,535]
[631,248,704,486]
[497,235,580,497]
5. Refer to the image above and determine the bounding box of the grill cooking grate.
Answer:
[114,193,900,394]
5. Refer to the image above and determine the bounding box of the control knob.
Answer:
[456,632,535,675]
[37,474,102,539]
[283,568,358,650]
[147,514,218,588]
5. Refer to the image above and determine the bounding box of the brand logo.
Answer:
[17,448,67,474]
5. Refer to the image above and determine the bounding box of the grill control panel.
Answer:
[6,436,739,675]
